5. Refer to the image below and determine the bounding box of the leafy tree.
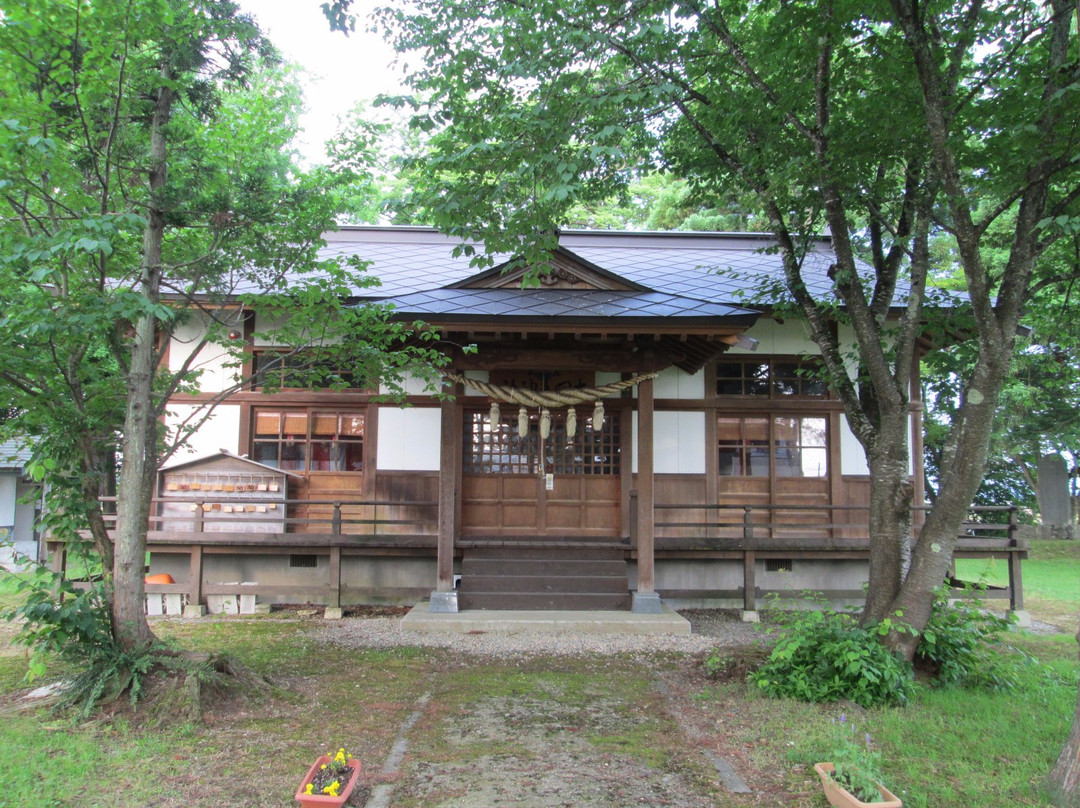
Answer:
[0,0,444,669]
[362,0,1080,662]
[924,223,1080,523]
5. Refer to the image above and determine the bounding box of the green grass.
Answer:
[955,540,1080,628]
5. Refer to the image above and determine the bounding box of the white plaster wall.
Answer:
[596,371,622,387]
[0,476,15,528]
[729,318,820,356]
[840,418,871,476]
[165,404,242,461]
[631,411,707,474]
[169,316,238,393]
[13,480,37,544]
[462,370,490,396]
[377,407,441,471]
[646,366,705,399]
[379,372,441,397]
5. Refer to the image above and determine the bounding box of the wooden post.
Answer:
[332,502,342,536]
[184,545,206,617]
[431,388,460,612]
[743,551,757,614]
[742,509,759,621]
[1006,506,1026,615]
[633,377,661,613]
[325,545,343,619]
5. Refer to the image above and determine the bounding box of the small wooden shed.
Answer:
[157,451,301,534]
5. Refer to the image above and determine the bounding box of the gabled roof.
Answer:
[159,450,303,478]
[450,246,650,292]
[317,226,845,308]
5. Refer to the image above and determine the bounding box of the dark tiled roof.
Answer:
[315,226,847,307]
[378,288,759,323]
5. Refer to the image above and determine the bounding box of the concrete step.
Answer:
[461,558,629,577]
[460,574,630,594]
[459,545,630,611]
[458,591,632,611]
[465,546,626,561]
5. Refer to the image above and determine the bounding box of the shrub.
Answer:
[3,565,163,717]
[916,587,1022,689]
[748,603,915,708]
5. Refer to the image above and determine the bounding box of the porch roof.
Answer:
[375,287,760,325]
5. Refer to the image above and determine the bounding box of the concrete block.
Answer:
[207,595,239,615]
[741,610,761,623]
[324,607,344,620]
[1009,609,1033,628]
[428,591,459,613]
[632,591,664,614]
[183,603,207,618]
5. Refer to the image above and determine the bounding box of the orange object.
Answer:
[144,573,175,585]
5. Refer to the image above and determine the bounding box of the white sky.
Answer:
[238,0,406,162]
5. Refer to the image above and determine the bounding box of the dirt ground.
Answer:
[369,654,816,808]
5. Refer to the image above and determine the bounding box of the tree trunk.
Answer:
[1047,621,1080,807]
[885,358,1010,658]
[111,67,174,652]
[861,408,914,624]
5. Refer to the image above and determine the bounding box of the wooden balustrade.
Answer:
[47,497,1026,615]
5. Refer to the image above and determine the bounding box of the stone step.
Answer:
[461,558,629,578]
[458,591,632,611]
[459,545,630,611]
[460,574,630,594]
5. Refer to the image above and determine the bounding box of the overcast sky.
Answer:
[238,0,406,162]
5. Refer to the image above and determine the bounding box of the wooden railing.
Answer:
[650,501,1025,611]
[651,502,1020,548]
[98,495,440,541]
[50,497,1026,616]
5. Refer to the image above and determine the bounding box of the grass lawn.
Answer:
[0,540,1076,808]
[955,539,1080,630]
[0,616,1075,808]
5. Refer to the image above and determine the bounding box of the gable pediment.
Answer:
[451,247,649,292]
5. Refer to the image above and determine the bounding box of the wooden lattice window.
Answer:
[463,410,619,475]
[251,350,371,391]
[716,358,827,397]
[252,409,365,472]
[718,415,827,478]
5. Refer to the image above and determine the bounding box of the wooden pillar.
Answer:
[431,388,460,612]
[325,545,343,619]
[633,377,661,613]
[184,545,206,617]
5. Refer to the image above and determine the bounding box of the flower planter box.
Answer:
[814,762,902,808]
[295,755,362,808]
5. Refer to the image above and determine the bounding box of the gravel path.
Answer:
[313,608,766,658]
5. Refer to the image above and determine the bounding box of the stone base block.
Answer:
[428,590,459,613]
[632,591,663,614]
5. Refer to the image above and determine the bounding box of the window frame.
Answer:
[251,407,366,474]
[717,413,829,479]
[715,356,829,399]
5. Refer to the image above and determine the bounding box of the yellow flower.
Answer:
[323,780,341,797]
[304,784,314,795]
[320,764,327,770]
